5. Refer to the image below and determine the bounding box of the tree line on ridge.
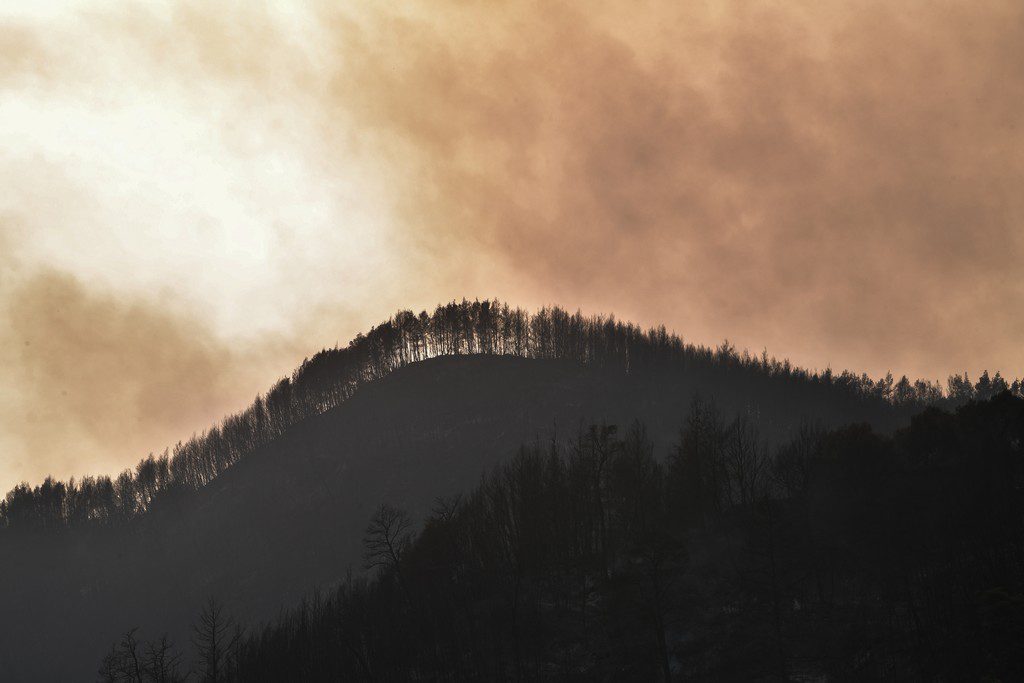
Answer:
[3,300,1019,533]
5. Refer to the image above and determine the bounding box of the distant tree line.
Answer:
[102,392,1024,680]
[3,300,1020,532]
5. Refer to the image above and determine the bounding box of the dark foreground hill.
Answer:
[224,393,1024,681]
[1,351,915,681]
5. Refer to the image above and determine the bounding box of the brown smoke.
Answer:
[2,0,1023,488]
[319,0,1024,380]
[0,271,301,488]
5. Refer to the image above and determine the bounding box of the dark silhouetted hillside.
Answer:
[1,302,1019,680]
[111,393,1024,681]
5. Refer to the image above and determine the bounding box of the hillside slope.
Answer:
[0,354,910,680]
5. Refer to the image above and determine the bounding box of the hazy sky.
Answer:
[1,0,1022,491]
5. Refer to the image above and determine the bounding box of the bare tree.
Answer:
[98,629,143,682]
[191,597,241,683]
[363,503,413,574]
[725,413,768,507]
[143,634,185,683]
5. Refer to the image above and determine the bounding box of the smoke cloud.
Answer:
[1,0,1022,489]
[0,270,301,487]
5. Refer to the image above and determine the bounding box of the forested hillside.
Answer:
[2,302,1021,681]
[2,300,1017,533]
[104,393,1024,681]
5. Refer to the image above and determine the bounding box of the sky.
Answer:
[1,0,1022,492]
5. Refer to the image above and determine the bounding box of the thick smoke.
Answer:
[1,0,1022,488]
[0,271,300,488]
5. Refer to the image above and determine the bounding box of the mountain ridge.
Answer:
[6,299,1002,535]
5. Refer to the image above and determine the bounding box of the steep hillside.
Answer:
[1,353,917,679]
